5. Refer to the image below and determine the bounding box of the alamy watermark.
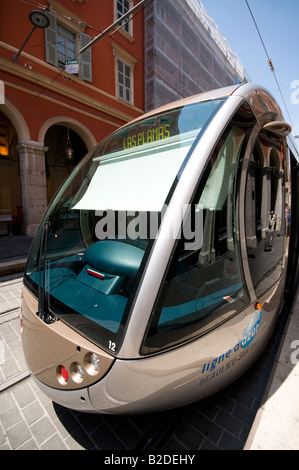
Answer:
[94,204,203,251]
[290,340,299,365]
[290,80,299,105]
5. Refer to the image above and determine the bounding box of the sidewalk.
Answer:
[0,277,94,450]
[0,235,33,277]
[0,234,298,450]
[0,278,28,390]
[245,289,299,450]
[0,276,298,450]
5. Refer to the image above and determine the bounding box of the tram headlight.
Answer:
[70,362,85,383]
[84,352,100,375]
[90,353,100,371]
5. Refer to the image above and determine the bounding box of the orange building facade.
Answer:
[0,0,144,235]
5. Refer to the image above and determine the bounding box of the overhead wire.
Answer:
[244,0,297,134]
[31,0,152,101]
[20,0,185,102]
[16,0,295,130]
[28,0,185,105]
[15,0,48,10]
[15,0,249,105]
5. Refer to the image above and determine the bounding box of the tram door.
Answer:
[245,130,287,298]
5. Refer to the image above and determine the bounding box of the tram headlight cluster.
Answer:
[57,352,101,385]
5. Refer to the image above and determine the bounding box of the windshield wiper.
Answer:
[36,222,55,324]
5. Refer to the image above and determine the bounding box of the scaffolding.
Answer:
[144,0,246,111]
[186,0,245,79]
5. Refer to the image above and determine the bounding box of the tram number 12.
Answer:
[109,340,116,352]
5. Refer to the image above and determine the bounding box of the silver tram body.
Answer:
[21,84,298,414]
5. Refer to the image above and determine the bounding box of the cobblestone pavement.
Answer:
[0,276,290,450]
[0,278,23,314]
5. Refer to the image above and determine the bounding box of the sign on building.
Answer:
[65,59,79,75]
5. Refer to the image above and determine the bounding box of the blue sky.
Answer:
[201,0,299,150]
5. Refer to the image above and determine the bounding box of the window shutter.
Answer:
[80,32,92,82]
[45,11,58,66]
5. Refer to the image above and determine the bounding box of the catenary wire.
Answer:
[244,0,297,134]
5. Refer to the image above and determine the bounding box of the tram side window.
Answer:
[142,104,255,354]
[245,131,287,297]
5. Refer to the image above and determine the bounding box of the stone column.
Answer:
[261,165,271,238]
[273,171,283,233]
[16,140,48,236]
[245,160,257,248]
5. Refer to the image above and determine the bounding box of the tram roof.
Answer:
[129,83,297,145]
[131,83,284,124]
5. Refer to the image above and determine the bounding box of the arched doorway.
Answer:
[44,125,88,203]
[0,110,23,234]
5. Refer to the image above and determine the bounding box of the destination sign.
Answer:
[123,124,170,150]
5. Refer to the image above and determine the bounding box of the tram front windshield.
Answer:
[24,99,224,353]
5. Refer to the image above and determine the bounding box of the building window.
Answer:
[116,0,132,35]
[57,24,76,69]
[117,59,132,103]
[112,42,137,105]
[45,10,92,82]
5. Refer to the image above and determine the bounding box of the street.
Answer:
[0,274,294,450]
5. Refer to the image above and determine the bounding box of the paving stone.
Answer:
[17,438,39,450]
[167,420,204,449]
[40,433,68,450]
[12,380,36,409]
[22,400,45,426]
[90,423,126,450]
[0,405,22,430]
[65,429,94,450]
[1,356,21,380]
[163,436,189,450]
[0,274,297,450]
[218,431,243,450]
[6,420,32,449]
[0,389,14,412]
[188,410,223,444]
[30,416,57,446]
[215,409,243,438]
[233,402,256,426]
[0,425,8,446]
[0,442,11,450]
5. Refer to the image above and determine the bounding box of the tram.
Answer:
[21,83,299,414]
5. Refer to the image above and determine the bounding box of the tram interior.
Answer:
[26,120,287,348]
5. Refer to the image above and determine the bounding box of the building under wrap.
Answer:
[144,0,245,111]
